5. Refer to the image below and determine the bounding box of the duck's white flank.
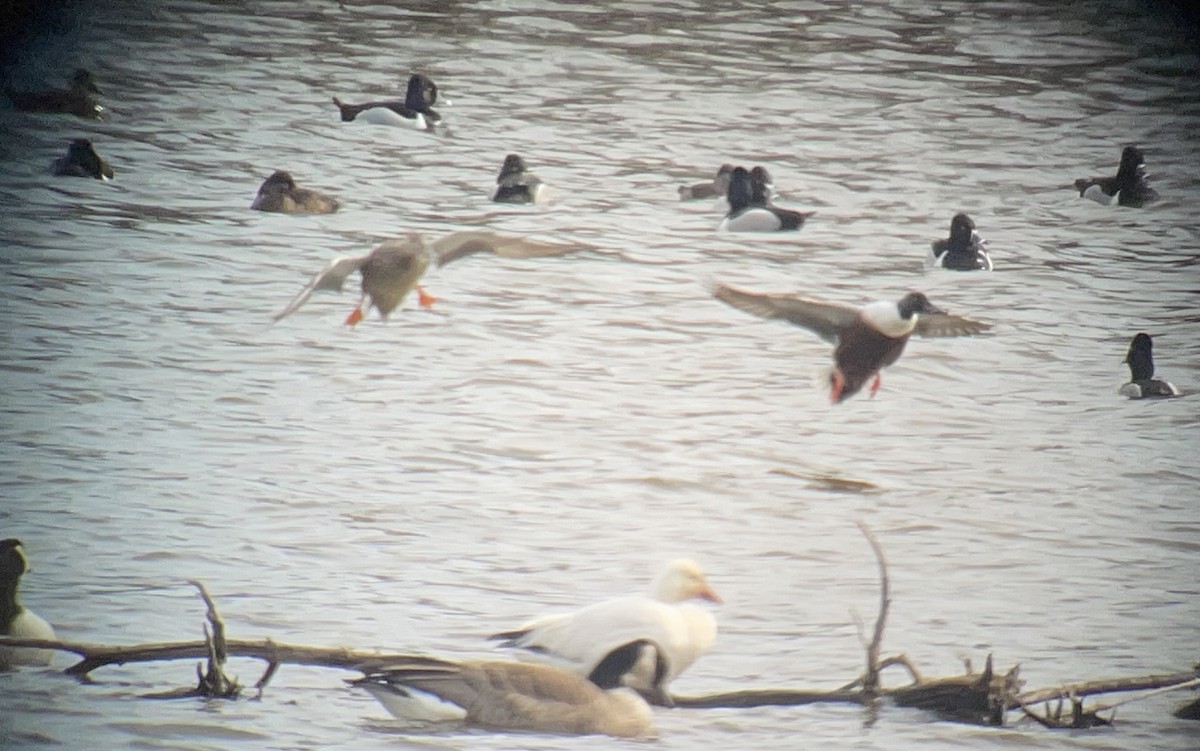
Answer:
[1082,184,1113,205]
[719,208,782,232]
[354,108,428,129]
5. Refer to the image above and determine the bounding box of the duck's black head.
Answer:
[0,539,29,581]
[948,213,976,247]
[66,138,109,178]
[749,166,772,205]
[264,170,296,191]
[713,163,734,191]
[727,166,754,212]
[897,291,945,319]
[1124,332,1156,381]
[73,68,101,94]
[498,154,526,179]
[405,73,438,111]
[67,138,95,158]
[1117,146,1146,179]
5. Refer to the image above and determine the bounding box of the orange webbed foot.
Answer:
[344,307,364,326]
[417,286,439,309]
[830,370,846,404]
[869,374,882,398]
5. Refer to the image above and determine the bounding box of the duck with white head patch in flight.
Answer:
[713,284,991,403]
[1,539,57,670]
[489,558,720,707]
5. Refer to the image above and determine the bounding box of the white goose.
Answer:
[1,538,57,669]
[490,559,721,705]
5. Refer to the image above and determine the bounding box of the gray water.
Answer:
[1,0,1198,749]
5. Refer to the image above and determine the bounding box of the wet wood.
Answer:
[0,636,430,678]
[1,532,1193,731]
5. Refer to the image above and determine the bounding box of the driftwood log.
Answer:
[2,525,1196,729]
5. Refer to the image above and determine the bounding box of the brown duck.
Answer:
[273,231,585,326]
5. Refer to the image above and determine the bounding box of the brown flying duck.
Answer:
[273,231,585,326]
[713,284,991,403]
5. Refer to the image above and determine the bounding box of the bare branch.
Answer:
[855,521,889,696]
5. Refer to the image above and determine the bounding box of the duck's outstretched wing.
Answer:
[711,283,858,344]
[433,231,586,267]
[914,313,991,338]
[272,254,369,322]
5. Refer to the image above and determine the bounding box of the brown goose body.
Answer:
[355,656,654,737]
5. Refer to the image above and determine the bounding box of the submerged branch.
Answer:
[856,521,889,696]
[2,537,1191,730]
[1013,669,1200,709]
[0,636,430,679]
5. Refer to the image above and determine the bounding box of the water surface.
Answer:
[2,1,1198,749]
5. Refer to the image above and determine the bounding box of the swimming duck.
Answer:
[50,138,113,180]
[1119,333,1180,398]
[1,539,57,670]
[748,166,775,205]
[332,73,440,129]
[490,154,545,204]
[273,231,582,325]
[713,284,991,403]
[719,166,812,232]
[490,559,720,706]
[678,163,733,200]
[6,68,103,119]
[353,653,655,737]
[250,170,339,214]
[1074,146,1158,207]
[929,213,992,271]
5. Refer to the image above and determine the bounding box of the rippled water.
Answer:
[2,1,1198,749]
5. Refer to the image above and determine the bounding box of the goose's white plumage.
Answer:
[354,656,654,737]
[1,539,57,669]
[491,559,720,703]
